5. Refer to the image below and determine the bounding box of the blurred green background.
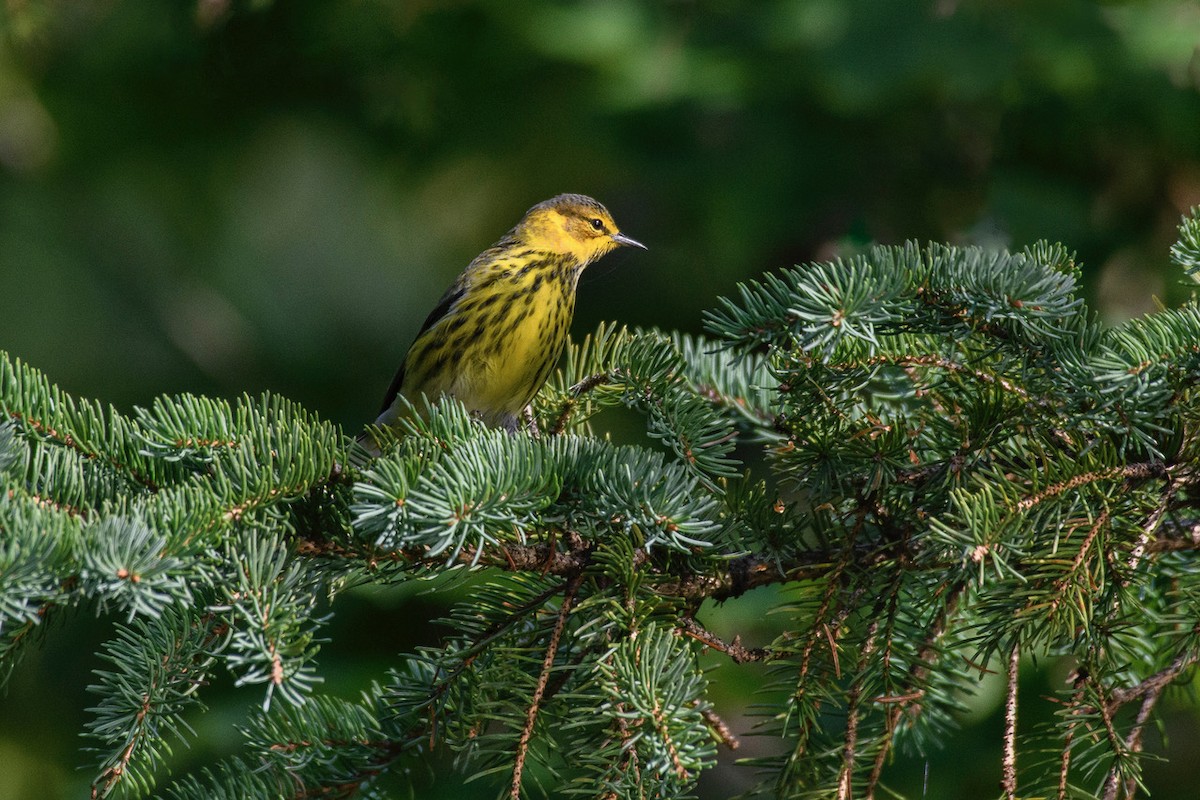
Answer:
[2,1,1200,797]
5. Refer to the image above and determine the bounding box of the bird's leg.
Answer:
[523,405,541,439]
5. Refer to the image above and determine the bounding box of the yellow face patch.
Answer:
[521,206,621,266]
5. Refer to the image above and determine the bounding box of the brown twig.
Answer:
[838,621,879,800]
[855,353,1039,405]
[1142,517,1200,552]
[1126,474,1178,574]
[427,580,573,706]
[1093,677,1128,800]
[779,562,849,776]
[692,381,775,425]
[700,706,740,750]
[1002,643,1020,800]
[1106,646,1200,713]
[1043,508,1110,619]
[866,578,967,799]
[1057,682,1086,800]
[549,372,612,435]
[90,612,227,799]
[1117,687,1162,800]
[509,573,584,799]
[6,487,90,519]
[522,405,541,439]
[862,574,905,800]
[300,532,844,603]
[677,616,771,663]
[1016,462,1167,514]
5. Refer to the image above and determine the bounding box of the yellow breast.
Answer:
[463,273,574,420]
[399,257,578,427]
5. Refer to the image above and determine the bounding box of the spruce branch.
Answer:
[86,609,229,798]
[859,572,970,799]
[853,351,1042,406]
[7,236,1200,797]
[1107,687,1161,800]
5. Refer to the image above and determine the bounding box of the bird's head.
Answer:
[517,194,646,265]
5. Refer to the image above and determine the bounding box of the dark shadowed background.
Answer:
[2,1,1199,797]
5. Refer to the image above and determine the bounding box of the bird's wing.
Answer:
[377,282,467,416]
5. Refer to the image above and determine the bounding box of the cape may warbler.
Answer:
[372,193,646,435]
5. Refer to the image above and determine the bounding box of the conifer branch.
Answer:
[1126,473,1178,575]
[1044,508,1110,619]
[1144,518,1200,552]
[1105,645,1200,714]
[19,414,163,491]
[302,532,838,601]
[1093,676,1129,798]
[867,577,968,798]
[691,380,776,425]
[427,580,574,708]
[287,742,407,800]
[9,237,1200,796]
[1170,206,1200,278]
[1113,688,1161,800]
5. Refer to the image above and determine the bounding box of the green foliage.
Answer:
[1172,206,1200,281]
[85,609,224,797]
[5,1,1200,797]
[563,624,717,797]
[6,0,1200,425]
[4,214,1200,799]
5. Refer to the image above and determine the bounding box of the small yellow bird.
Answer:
[372,193,646,435]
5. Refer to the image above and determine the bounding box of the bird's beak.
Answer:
[611,232,648,250]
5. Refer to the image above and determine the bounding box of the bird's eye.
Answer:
[589,218,605,232]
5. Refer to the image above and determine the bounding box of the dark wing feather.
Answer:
[377,283,466,415]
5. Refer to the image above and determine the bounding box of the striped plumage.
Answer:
[374,194,645,433]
